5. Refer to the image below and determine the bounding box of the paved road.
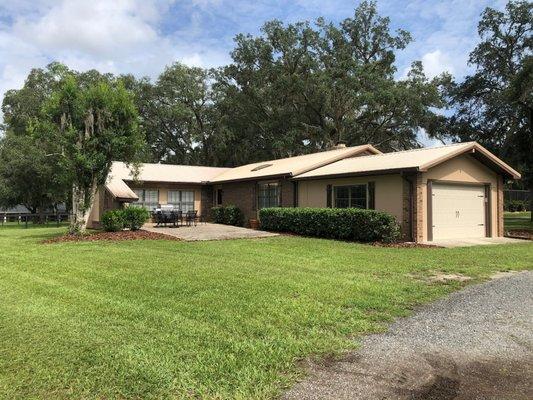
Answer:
[284,271,533,400]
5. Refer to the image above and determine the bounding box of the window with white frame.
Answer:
[167,190,195,212]
[132,189,159,210]
[257,182,280,209]
[334,184,367,209]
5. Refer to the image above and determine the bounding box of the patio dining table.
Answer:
[151,209,200,227]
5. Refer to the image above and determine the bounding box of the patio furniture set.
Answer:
[150,205,202,228]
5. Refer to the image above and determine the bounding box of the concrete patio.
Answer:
[142,222,279,241]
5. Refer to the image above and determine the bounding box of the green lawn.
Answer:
[0,227,531,399]
[505,211,533,231]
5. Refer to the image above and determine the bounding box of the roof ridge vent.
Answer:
[251,163,273,172]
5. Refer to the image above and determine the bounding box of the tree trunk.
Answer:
[70,184,86,234]
[69,181,98,234]
[530,184,533,222]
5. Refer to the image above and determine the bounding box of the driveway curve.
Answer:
[284,271,533,400]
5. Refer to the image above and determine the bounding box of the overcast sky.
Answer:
[0,0,507,144]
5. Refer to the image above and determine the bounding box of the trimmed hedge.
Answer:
[259,207,401,243]
[211,205,244,226]
[101,207,150,232]
[211,206,224,224]
[102,210,125,232]
[122,207,150,231]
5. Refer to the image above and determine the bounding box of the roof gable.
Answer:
[294,142,520,180]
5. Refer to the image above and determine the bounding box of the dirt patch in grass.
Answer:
[42,230,181,244]
[406,272,472,284]
[429,273,471,283]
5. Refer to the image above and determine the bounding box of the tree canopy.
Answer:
[122,1,447,167]
[212,1,446,165]
[44,74,144,232]
[444,0,532,213]
[1,64,144,232]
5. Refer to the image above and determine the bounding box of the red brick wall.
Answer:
[413,172,425,242]
[215,181,257,225]
[215,178,295,226]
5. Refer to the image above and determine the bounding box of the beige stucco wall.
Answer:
[87,188,120,228]
[420,154,500,241]
[87,188,101,223]
[297,174,404,223]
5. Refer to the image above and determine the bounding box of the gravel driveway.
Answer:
[284,271,533,400]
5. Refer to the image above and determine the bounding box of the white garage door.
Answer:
[432,183,486,240]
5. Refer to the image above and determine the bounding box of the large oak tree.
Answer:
[213,1,447,165]
[444,0,532,217]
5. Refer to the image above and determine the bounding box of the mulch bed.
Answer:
[42,230,180,244]
[505,230,533,240]
[370,241,442,248]
[278,232,441,247]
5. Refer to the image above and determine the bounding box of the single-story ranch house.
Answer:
[88,142,520,242]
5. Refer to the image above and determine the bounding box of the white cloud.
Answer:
[388,0,506,81]
[12,1,160,58]
[0,0,183,123]
[180,53,204,68]
[420,49,455,78]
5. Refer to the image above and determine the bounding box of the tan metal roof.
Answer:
[105,162,231,200]
[209,145,381,183]
[294,142,521,180]
[105,142,520,200]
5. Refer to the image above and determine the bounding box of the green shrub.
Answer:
[211,205,244,226]
[101,210,124,232]
[122,207,150,231]
[223,205,244,226]
[211,206,224,224]
[505,199,527,212]
[259,207,401,243]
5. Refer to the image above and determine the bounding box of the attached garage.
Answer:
[429,183,489,240]
[293,142,521,242]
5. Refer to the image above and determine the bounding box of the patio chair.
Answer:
[175,210,183,226]
[169,209,181,227]
[162,209,175,227]
[153,210,168,227]
[185,210,198,227]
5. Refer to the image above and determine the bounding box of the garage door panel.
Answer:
[432,183,486,240]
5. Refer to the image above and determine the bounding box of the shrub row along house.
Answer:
[88,142,520,242]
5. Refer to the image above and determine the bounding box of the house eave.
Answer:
[291,167,419,181]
